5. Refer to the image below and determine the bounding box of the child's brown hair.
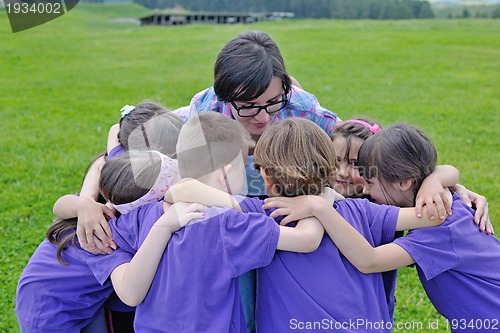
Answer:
[254,118,337,197]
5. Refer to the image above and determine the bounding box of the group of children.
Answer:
[16,29,500,333]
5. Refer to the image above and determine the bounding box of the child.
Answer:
[171,118,456,332]
[84,113,325,332]
[331,119,491,231]
[52,101,185,330]
[54,101,184,254]
[330,118,381,198]
[15,151,198,333]
[265,123,500,331]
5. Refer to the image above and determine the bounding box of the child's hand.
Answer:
[415,176,451,220]
[263,195,324,226]
[76,197,117,254]
[160,201,207,233]
[453,185,493,235]
[321,187,345,206]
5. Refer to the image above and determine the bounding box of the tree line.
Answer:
[134,0,435,19]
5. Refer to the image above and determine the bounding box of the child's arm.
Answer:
[276,217,324,253]
[53,194,116,254]
[107,123,120,153]
[415,165,459,220]
[264,195,449,273]
[53,124,122,253]
[166,179,324,253]
[110,201,207,306]
[416,165,492,234]
[79,154,106,200]
[165,178,243,212]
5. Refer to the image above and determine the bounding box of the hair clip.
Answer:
[120,105,135,118]
[337,119,381,134]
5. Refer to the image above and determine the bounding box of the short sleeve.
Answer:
[108,145,125,160]
[362,200,400,245]
[221,209,280,276]
[334,199,399,246]
[84,248,133,285]
[394,226,459,280]
[110,202,164,253]
[84,202,164,285]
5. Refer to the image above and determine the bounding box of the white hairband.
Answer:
[113,151,181,214]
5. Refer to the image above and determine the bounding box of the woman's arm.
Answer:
[451,184,492,234]
[110,201,206,306]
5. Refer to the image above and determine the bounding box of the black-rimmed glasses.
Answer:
[230,95,289,118]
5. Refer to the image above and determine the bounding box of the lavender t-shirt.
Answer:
[16,238,132,333]
[394,194,500,329]
[86,198,280,333]
[252,198,399,333]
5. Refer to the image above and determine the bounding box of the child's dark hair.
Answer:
[330,118,380,162]
[254,118,337,197]
[99,151,162,205]
[119,101,183,158]
[46,152,107,265]
[358,123,437,203]
[214,31,292,103]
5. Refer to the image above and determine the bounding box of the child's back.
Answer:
[256,198,397,333]
[16,236,115,333]
[394,193,500,322]
[249,118,396,332]
[88,197,279,332]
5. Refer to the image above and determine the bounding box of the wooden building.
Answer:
[139,12,274,26]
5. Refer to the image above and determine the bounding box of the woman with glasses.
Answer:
[176,30,339,198]
[174,30,339,333]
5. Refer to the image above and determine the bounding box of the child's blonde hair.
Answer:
[254,118,337,197]
[176,112,254,179]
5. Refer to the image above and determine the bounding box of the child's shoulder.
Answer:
[237,196,266,214]
[113,201,164,230]
[335,198,400,223]
[334,197,371,211]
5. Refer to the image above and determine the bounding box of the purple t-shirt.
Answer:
[394,194,500,329]
[107,144,125,160]
[250,198,399,333]
[16,238,132,333]
[86,198,280,333]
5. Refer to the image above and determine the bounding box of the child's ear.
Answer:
[398,179,413,192]
[259,167,276,194]
[217,164,233,187]
[259,167,273,186]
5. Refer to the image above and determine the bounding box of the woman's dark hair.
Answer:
[214,31,292,103]
[358,123,437,203]
[46,152,107,265]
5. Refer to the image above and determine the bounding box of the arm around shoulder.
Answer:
[277,217,324,253]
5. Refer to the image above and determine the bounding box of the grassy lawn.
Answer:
[1,5,499,332]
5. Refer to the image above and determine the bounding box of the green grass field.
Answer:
[1,4,499,332]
